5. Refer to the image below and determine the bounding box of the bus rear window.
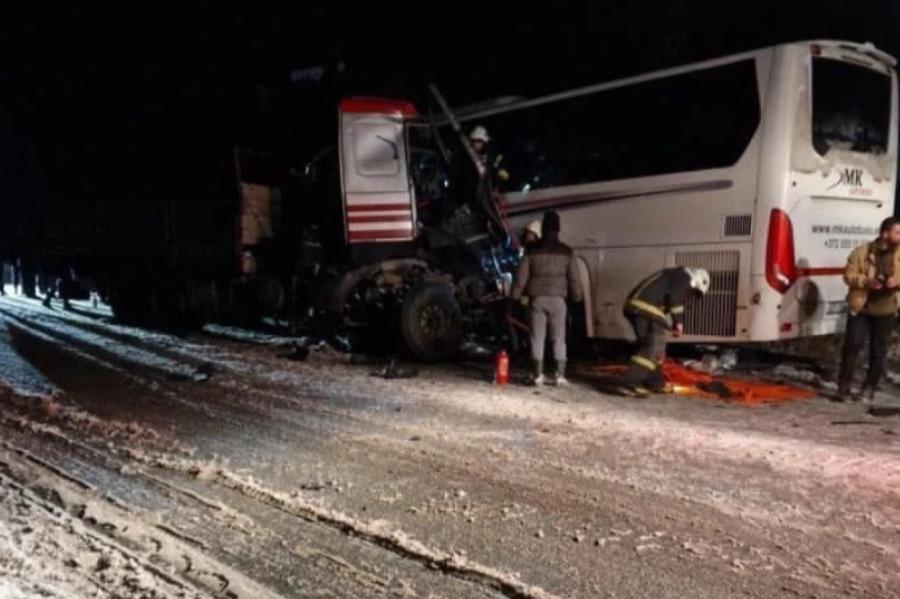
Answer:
[812,57,891,156]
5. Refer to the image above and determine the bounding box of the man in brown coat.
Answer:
[511,211,582,386]
[837,216,900,401]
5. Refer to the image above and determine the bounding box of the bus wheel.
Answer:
[400,283,462,363]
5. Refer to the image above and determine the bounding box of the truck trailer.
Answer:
[23,94,517,362]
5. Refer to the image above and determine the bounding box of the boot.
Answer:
[632,385,651,398]
[857,384,877,404]
[553,361,568,386]
[532,360,545,386]
[834,379,853,402]
[612,382,649,398]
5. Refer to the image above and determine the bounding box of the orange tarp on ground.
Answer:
[593,359,815,405]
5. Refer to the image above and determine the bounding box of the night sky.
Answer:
[1,1,899,228]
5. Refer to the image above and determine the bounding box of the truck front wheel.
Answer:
[400,283,463,363]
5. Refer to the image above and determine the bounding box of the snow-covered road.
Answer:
[1,294,899,598]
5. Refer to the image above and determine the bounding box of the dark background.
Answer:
[1,1,899,229]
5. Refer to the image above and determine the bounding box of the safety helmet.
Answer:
[524,220,542,239]
[469,125,490,144]
[684,267,711,295]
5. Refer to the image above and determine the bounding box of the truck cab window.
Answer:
[352,121,403,176]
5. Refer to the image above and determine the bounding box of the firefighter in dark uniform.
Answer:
[469,126,510,190]
[620,267,710,396]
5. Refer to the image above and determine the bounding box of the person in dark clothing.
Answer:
[511,210,582,385]
[11,256,21,294]
[40,265,75,310]
[837,217,900,402]
[469,126,510,190]
[620,267,710,396]
[507,219,544,353]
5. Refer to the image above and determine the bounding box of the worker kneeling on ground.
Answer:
[511,211,582,386]
[620,267,710,397]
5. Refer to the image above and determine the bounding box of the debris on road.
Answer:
[370,358,419,380]
[592,359,815,405]
[279,342,311,362]
[868,406,900,417]
[682,347,739,375]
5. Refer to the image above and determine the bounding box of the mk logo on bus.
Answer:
[827,168,864,190]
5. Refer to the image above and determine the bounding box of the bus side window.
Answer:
[475,59,760,191]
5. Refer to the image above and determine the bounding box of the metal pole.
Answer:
[428,84,486,178]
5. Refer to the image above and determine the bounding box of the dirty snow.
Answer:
[0,300,208,381]
[0,465,205,598]
[1,294,900,597]
[129,448,564,599]
[0,317,58,398]
[202,323,300,346]
[0,443,285,599]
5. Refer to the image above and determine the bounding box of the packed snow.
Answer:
[0,317,58,398]
[1,293,900,598]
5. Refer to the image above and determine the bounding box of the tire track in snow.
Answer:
[2,393,554,599]
[0,315,59,398]
[0,298,365,429]
[0,302,208,381]
[0,413,498,598]
[0,444,285,599]
[1,298,440,456]
[131,449,567,599]
[0,295,258,379]
[0,310,260,432]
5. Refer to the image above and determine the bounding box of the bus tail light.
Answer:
[766,209,797,294]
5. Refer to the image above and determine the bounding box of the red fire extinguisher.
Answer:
[494,349,509,386]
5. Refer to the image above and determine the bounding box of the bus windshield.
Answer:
[812,57,891,156]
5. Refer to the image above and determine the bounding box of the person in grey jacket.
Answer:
[511,211,582,385]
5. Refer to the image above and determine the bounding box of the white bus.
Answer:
[454,40,898,342]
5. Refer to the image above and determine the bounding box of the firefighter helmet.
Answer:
[685,267,711,295]
[524,220,542,240]
[469,125,490,144]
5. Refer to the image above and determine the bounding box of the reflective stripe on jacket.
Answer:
[624,268,691,328]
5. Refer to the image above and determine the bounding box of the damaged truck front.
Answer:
[37,90,513,363]
[299,95,515,361]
